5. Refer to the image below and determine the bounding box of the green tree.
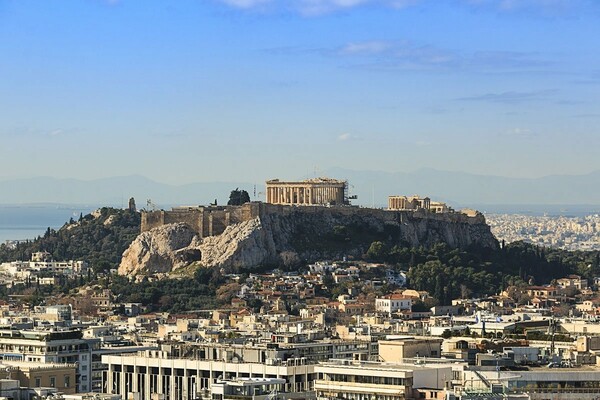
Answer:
[366,241,386,261]
[227,188,251,206]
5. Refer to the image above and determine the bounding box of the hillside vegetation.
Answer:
[0,207,140,273]
[394,241,599,304]
[1,207,599,312]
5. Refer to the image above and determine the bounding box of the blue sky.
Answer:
[0,0,599,184]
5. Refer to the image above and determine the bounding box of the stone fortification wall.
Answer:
[142,202,487,239]
[258,203,485,225]
[140,210,167,232]
[141,203,261,238]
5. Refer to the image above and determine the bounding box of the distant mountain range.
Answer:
[1,169,599,213]
[323,168,600,212]
[0,175,253,209]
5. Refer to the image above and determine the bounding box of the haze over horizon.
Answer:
[2,169,600,209]
[1,0,599,185]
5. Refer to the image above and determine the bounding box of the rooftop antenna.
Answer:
[146,199,157,211]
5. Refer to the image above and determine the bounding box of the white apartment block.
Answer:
[376,295,412,315]
[314,359,451,400]
[0,260,88,277]
[0,329,100,393]
[103,350,315,400]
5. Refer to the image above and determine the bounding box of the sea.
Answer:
[0,205,99,244]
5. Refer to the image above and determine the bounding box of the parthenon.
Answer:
[266,177,347,206]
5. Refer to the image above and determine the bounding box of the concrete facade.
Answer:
[314,360,452,400]
[378,338,443,361]
[0,329,100,393]
[5,361,77,395]
[103,350,315,400]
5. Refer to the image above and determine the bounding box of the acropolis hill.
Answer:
[121,183,498,276]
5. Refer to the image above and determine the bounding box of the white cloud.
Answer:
[462,0,590,15]
[220,0,273,9]
[297,0,372,15]
[340,41,391,55]
[216,0,422,14]
[216,0,593,15]
[337,132,364,141]
[458,90,557,104]
[502,127,537,138]
[335,41,461,71]
[48,129,63,137]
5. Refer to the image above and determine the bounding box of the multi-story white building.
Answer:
[0,329,99,393]
[0,259,88,277]
[314,359,452,400]
[102,339,378,400]
[103,349,316,400]
[376,294,412,315]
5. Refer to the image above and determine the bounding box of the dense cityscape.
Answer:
[2,1,600,399]
[0,180,597,400]
[487,214,600,251]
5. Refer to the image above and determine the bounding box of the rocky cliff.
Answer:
[119,223,201,276]
[118,204,498,277]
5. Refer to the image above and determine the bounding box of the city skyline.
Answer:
[1,0,599,185]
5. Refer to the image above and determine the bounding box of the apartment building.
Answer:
[0,329,99,393]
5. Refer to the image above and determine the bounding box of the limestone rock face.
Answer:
[119,206,498,277]
[199,218,278,269]
[118,223,199,276]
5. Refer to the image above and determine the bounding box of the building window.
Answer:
[35,377,41,387]
[50,377,56,387]
[65,376,70,387]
